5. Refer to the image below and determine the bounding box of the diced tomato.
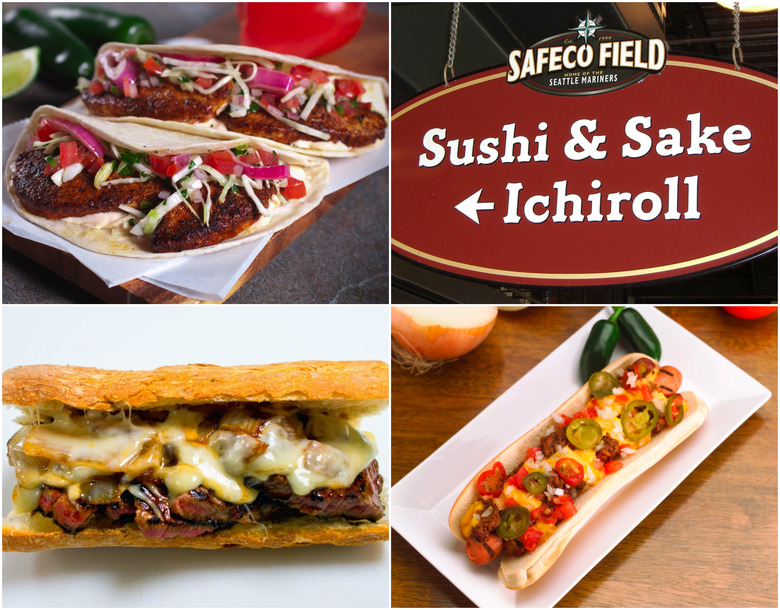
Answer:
[531,504,558,525]
[60,141,79,168]
[558,414,573,428]
[290,65,313,82]
[259,92,277,110]
[280,95,301,111]
[310,68,330,84]
[605,460,623,474]
[204,150,236,174]
[239,152,262,166]
[521,527,544,552]
[196,76,215,89]
[504,496,518,507]
[87,80,104,95]
[573,406,598,419]
[257,149,278,166]
[281,177,306,200]
[526,446,541,461]
[639,383,653,401]
[505,467,529,491]
[122,77,138,98]
[143,56,164,76]
[44,158,61,176]
[614,393,629,405]
[552,495,577,519]
[149,154,173,175]
[335,78,365,99]
[36,117,59,142]
[79,147,103,173]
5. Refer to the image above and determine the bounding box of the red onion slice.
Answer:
[43,117,105,159]
[249,68,295,95]
[98,49,139,89]
[239,163,291,180]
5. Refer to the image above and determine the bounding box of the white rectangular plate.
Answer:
[391,307,771,607]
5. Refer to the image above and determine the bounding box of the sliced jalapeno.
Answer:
[496,506,530,540]
[522,471,548,495]
[621,400,659,441]
[566,418,603,450]
[664,394,685,427]
[588,370,620,398]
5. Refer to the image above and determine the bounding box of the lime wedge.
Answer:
[3,46,40,99]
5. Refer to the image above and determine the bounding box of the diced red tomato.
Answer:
[552,495,577,519]
[44,158,61,176]
[196,76,216,89]
[521,527,544,552]
[558,414,573,428]
[149,154,173,175]
[526,447,541,461]
[505,467,529,491]
[143,56,164,76]
[290,65,313,82]
[204,150,236,174]
[605,460,623,474]
[573,406,598,419]
[122,77,137,98]
[280,95,301,111]
[614,393,629,405]
[239,152,262,166]
[87,80,104,95]
[310,68,330,84]
[36,118,60,142]
[335,78,365,99]
[259,92,277,110]
[329,109,344,127]
[257,149,278,166]
[60,141,79,168]
[281,177,306,200]
[639,383,653,401]
[531,504,558,525]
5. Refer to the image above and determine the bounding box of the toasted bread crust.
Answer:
[2,510,389,551]
[448,353,708,590]
[2,361,389,415]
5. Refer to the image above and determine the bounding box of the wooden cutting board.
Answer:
[3,9,388,304]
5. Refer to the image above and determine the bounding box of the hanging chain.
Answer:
[443,2,461,87]
[732,1,743,71]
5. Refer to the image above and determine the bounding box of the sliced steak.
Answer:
[134,498,218,538]
[81,79,232,123]
[105,493,136,522]
[259,460,384,521]
[37,485,96,533]
[12,149,165,219]
[170,486,236,524]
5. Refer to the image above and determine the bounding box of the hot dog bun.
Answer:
[448,353,708,589]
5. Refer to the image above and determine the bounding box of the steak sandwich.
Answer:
[80,43,388,157]
[3,361,389,551]
[6,106,329,257]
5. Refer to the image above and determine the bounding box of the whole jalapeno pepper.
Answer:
[43,6,156,51]
[2,8,93,84]
[616,307,662,360]
[579,307,624,384]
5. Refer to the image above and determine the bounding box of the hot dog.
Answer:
[448,353,708,589]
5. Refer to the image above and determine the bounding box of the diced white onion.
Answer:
[62,163,84,183]
[242,174,270,216]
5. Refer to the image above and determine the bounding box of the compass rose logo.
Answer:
[570,10,603,44]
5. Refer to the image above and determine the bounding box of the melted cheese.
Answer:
[10,407,377,510]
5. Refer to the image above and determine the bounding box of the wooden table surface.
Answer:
[391,306,777,607]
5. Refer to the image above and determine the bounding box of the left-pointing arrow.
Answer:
[455,189,495,225]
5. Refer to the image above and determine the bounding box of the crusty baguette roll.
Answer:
[2,361,388,416]
[448,353,708,589]
[3,361,389,552]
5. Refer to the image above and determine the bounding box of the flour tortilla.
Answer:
[89,43,389,157]
[6,105,330,258]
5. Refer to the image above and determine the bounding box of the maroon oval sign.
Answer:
[391,56,777,286]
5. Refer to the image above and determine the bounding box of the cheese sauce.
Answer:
[9,406,377,510]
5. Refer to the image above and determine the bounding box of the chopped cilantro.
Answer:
[188,160,195,169]
[335,103,345,116]
[179,75,191,83]
[232,144,248,155]
[110,85,120,96]
[230,184,239,194]
[45,156,57,167]
[140,200,154,211]
[128,218,135,226]
[248,102,260,112]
